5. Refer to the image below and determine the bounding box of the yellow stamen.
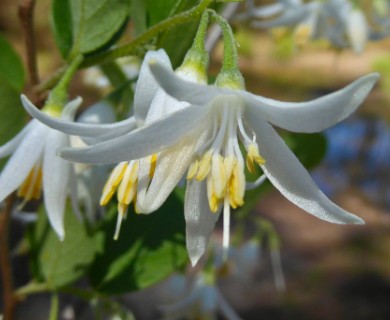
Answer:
[100,162,128,206]
[223,156,237,182]
[17,166,43,201]
[207,176,222,213]
[149,154,158,178]
[228,162,245,208]
[211,154,226,198]
[187,159,199,180]
[246,144,265,173]
[117,161,139,205]
[196,151,212,181]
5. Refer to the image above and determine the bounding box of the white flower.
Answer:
[45,60,378,265]
[23,49,207,239]
[159,273,242,320]
[0,97,82,240]
[345,8,369,53]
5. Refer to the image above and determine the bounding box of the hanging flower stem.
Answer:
[0,195,17,320]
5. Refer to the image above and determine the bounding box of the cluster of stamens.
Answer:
[100,154,157,239]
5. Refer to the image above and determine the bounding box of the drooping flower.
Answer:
[159,273,241,320]
[41,58,379,265]
[0,97,82,240]
[250,0,370,52]
[23,47,209,239]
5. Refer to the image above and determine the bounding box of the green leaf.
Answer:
[89,194,187,294]
[52,0,131,57]
[283,132,327,169]
[131,0,147,36]
[29,206,101,289]
[155,0,199,68]
[0,35,25,90]
[0,79,26,170]
[145,0,181,26]
[51,0,73,58]
[70,0,130,55]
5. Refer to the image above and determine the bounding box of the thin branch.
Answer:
[0,195,17,320]
[18,0,39,86]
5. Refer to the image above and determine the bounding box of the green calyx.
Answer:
[179,11,210,82]
[209,11,245,90]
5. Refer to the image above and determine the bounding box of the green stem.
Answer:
[46,55,83,108]
[81,0,212,68]
[209,10,244,88]
[49,293,59,320]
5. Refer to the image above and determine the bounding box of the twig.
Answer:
[0,195,17,320]
[18,0,39,87]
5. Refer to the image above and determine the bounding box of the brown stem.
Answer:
[18,0,39,87]
[0,195,17,320]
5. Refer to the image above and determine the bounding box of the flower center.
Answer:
[186,100,265,213]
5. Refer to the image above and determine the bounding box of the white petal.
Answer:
[77,100,116,124]
[251,5,311,28]
[137,126,211,213]
[43,129,71,240]
[134,49,171,124]
[185,180,221,266]
[60,104,210,164]
[21,94,136,138]
[61,96,83,121]
[0,121,33,158]
[0,121,46,202]
[149,61,223,104]
[247,117,364,224]
[244,73,379,133]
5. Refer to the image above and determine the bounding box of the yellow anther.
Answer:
[211,154,226,198]
[100,162,128,206]
[228,162,245,209]
[207,176,221,213]
[117,161,139,205]
[187,159,199,180]
[196,151,212,181]
[18,166,43,201]
[209,193,222,213]
[246,144,265,173]
[149,154,158,178]
[223,156,237,182]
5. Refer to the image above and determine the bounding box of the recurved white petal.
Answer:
[60,104,211,164]
[247,116,364,224]
[244,73,379,133]
[0,121,33,158]
[21,94,136,138]
[149,61,223,105]
[134,49,171,124]
[43,129,71,240]
[0,121,46,202]
[185,180,222,266]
